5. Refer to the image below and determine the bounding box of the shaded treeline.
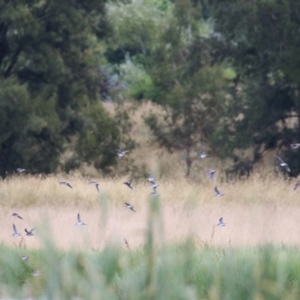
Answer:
[1,0,300,178]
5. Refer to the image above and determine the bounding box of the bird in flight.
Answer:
[25,228,34,236]
[215,186,224,197]
[294,180,300,191]
[123,181,133,190]
[274,155,290,172]
[12,213,23,220]
[116,149,129,157]
[21,255,29,262]
[125,202,136,212]
[89,181,99,193]
[12,224,21,237]
[151,186,159,196]
[291,143,300,149]
[148,174,155,183]
[76,213,86,226]
[200,151,209,159]
[59,181,73,189]
[17,168,26,173]
[206,169,215,181]
[217,217,226,227]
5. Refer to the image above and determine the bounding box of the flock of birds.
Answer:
[15,146,300,232]
[11,145,300,264]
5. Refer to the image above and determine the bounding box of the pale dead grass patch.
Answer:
[0,174,299,249]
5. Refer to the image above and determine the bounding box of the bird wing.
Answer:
[25,229,29,234]
[13,224,18,234]
[275,155,285,164]
[219,218,223,223]
[96,184,99,192]
[67,183,73,189]
[291,144,300,149]
[286,166,291,172]
[77,213,81,223]
[215,186,219,194]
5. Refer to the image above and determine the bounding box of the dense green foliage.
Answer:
[2,0,300,177]
[0,0,124,177]
[108,0,300,177]
[209,0,300,177]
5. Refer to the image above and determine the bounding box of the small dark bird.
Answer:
[12,224,21,237]
[215,186,224,197]
[76,213,86,226]
[12,213,23,220]
[124,181,133,189]
[200,151,209,158]
[21,255,29,262]
[25,228,34,236]
[294,180,300,191]
[275,155,290,172]
[124,237,130,250]
[59,181,73,189]
[125,202,135,212]
[206,169,215,181]
[89,181,99,192]
[116,149,129,157]
[148,174,155,183]
[218,217,225,227]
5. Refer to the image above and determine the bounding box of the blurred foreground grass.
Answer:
[2,241,300,299]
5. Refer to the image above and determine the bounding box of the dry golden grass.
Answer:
[0,173,299,250]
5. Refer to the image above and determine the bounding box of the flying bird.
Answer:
[291,143,300,149]
[89,181,99,193]
[206,169,215,181]
[200,151,209,159]
[123,181,133,190]
[12,213,23,220]
[25,228,34,236]
[217,217,226,227]
[151,186,159,196]
[148,174,155,183]
[21,255,29,262]
[294,180,300,191]
[125,202,136,212]
[17,168,26,173]
[76,213,86,226]
[12,224,21,237]
[116,149,129,157]
[150,181,158,189]
[124,237,130,250]
[59,181,73,189]
[215,186,224,197]
[274,155,290,172]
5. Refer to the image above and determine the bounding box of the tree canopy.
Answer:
[0,0,123,177]
[2,0,300,178]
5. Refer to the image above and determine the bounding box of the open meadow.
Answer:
[1,173,300,249]
[1,174,300,299]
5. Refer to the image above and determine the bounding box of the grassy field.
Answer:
[0,174,300,298]
[0,173,299,250]
[1,101,299,298]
